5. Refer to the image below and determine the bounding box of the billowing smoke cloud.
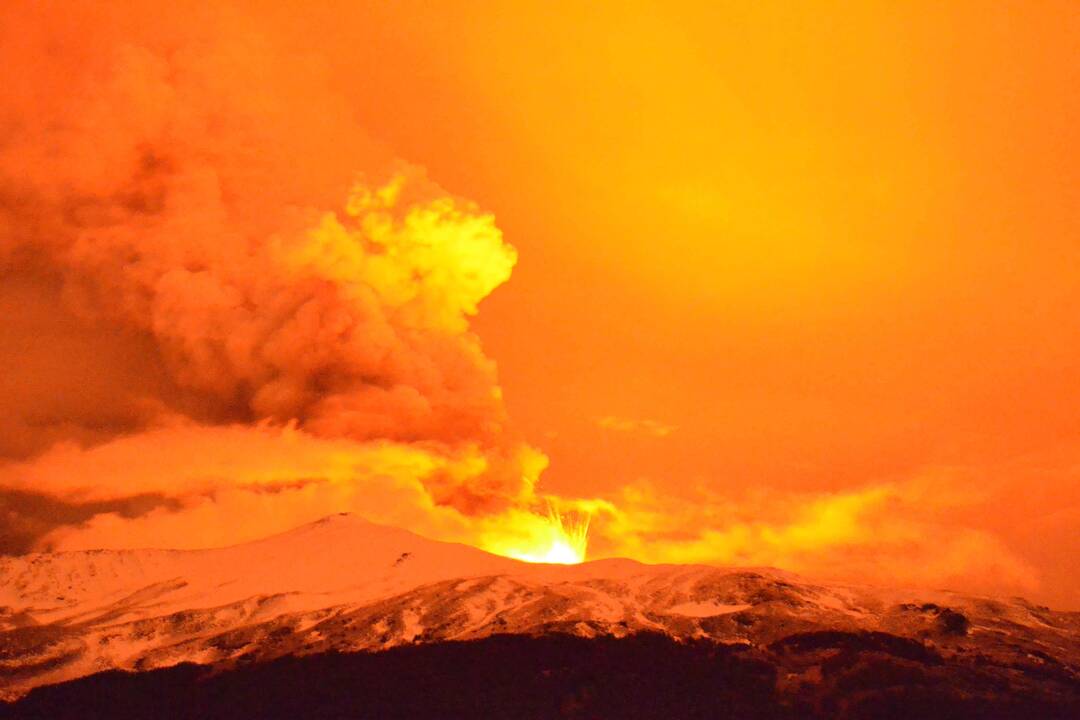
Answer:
[0,0,543,544]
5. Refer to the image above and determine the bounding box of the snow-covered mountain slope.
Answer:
[2,514,1078,701]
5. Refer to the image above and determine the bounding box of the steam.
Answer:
[0,0,540,538]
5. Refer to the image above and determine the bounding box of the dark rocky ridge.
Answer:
[2,632,1078,719]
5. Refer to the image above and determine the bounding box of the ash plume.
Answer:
[0,0,540,546]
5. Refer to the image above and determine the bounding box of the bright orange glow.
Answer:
[486,509,591,565]
[0,1,1077,609]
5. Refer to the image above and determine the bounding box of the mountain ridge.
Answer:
[1,514,1078,710]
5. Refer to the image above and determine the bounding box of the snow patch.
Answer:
[668,602,751,618]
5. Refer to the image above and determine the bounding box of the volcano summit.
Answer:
[1,515,1077,718]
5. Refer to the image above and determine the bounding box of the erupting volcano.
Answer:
[1,1,1078,718]
[495,510,590,565]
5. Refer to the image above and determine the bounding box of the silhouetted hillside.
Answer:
[3,632,1078,720]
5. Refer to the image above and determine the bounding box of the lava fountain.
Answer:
[486,509,590,565]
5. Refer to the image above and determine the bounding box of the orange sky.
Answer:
[312,1,1079,604]
[1,1,1077,607]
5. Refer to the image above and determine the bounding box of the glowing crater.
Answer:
[489,510,590,565]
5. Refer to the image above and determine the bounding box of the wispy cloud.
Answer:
[596,415,677,438]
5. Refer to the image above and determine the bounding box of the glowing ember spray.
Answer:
[485,507,591,565]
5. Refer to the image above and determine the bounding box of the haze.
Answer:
[0,1,1076,609]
